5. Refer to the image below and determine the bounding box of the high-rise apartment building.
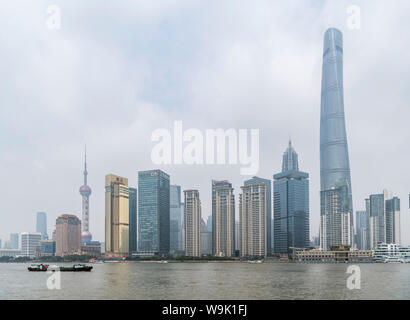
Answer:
[55,214,81,256]
[138,170,170,255]
[184,190,201,257]
[368,190,400,248]
[320,28,353,250]
[239,183,266,258]
[273,141,309,254]
[105,174,129,256]
[212,180,235,257]
[386,197,400,244]
[129,187,138,253]
[244,176,271,254]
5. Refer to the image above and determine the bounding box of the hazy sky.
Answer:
[1,0,409,245]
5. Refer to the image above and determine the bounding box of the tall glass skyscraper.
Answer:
[320,28,353,250]
[138,170,170,255]
[129,187,137,253]
[355,210,368,250]
[36,212,48,240]
[170,185,183,254]
[273,140,309,254]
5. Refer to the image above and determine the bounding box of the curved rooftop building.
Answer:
[319,28,353,250]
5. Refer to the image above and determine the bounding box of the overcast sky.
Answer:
[1,0,409,246]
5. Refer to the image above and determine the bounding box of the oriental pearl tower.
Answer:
[79,146,92,243]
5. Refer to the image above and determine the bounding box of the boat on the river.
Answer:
[28,264,93,272]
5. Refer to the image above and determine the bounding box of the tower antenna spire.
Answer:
[83,144,88,185]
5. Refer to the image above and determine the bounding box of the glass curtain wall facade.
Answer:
[138,170,170,255]
[319,28,353,250]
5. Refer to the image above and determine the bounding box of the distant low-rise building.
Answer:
[39,240,56,256]
[81,241,102,257]
[293,245,372,262]
[0,249,21,257]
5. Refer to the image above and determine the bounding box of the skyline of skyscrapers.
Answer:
[4,27,409,259]
[320,28,353,250]
[273,140,309,254]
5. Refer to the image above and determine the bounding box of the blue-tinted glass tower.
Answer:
[273,140,309,254]
[170,185,183,254]
[320,28,353,250]
[36,212,48,240]
[129,187,137,253]
[138,170,170,255]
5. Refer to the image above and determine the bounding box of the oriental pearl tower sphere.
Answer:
[80,146,92,243]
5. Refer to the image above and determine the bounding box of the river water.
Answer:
[0,262,409,299]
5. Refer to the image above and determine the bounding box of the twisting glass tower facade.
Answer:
[320,28,353,250]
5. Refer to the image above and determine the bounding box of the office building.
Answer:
[355,210,368,250]
[39,240,56,256]
[129,187,137,253]
[274,140,309,254]
[21,232,41,258]
[36,212,48,240]
[170,185,184,254]
[320,28,353,250]
[201,218,212,255]
[138,170,170,255]
[10,233,19,249]
[105,174,130,256]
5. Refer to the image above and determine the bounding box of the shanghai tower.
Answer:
[319,28,353,250]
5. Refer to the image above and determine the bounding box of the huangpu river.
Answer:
[0,262,409,300]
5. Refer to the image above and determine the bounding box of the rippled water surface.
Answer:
[0,262,409,299]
